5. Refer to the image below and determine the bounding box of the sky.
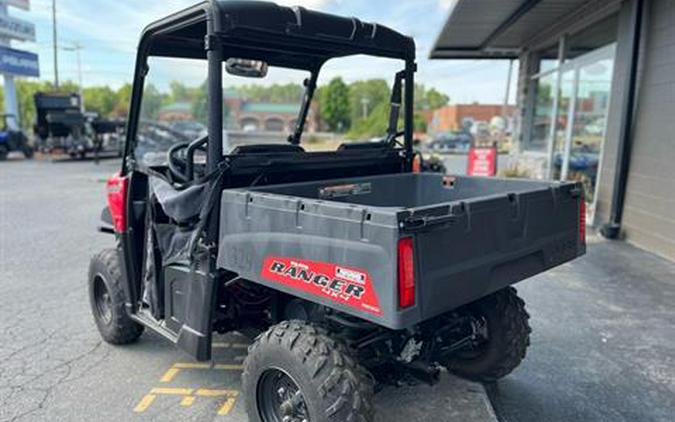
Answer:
[6,0,518,104]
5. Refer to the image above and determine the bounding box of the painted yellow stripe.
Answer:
[195,388,239,397]
[159,367,181,383]
[133,394,156,413]
[212,342,230,348]
[150,387,194,396]
[171,362,244,370]
[173,362,212,369]
[180,396,196,407]
[218,398,237,415]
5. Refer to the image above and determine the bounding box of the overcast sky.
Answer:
[8,0,518,104]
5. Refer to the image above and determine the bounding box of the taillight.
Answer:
[397,237,415,308]
[106,173,129,232]
[579,199,586,243]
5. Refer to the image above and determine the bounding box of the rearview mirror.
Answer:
[225,58,268,78]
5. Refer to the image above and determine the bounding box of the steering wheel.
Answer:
[167,135,208,183]
[385,130,405,147]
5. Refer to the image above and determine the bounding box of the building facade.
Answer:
[429,104,516,133]
[432,0,675,260]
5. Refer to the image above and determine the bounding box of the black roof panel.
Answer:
[141,1,415,69]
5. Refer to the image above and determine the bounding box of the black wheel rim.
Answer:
[93,275,113,325]
[257,368,310,422]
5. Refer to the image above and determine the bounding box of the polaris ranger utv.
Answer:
[89,2,586,421]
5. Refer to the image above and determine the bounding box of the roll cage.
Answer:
[122,0,417,177]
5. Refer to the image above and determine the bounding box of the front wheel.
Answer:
[88,249,144,344]
[242,320,374,422]
[440,287,531,382]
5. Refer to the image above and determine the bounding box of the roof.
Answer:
[429,0,602,59]
[240,102,300,114]
[141,1,415,70]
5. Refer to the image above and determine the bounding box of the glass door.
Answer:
[558,44,615,222]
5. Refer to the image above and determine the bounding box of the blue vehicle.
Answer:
[0,114,32,161]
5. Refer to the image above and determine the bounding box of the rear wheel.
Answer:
[440,287,531,382]
[0,145,8,161]
[243,320,374,422]
[88,249,144,344]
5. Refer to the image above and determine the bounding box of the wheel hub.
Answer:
[93,276,113,325]
[258,368,309,422]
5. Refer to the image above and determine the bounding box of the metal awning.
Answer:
[430,0,592,59]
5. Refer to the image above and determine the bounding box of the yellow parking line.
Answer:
[150,387,194,396]
[218,398,237,415]
[172,362,244,370]
[180,396,196,407]
[133,394,157,413]
[173,362,212,370]
[160,367,181,383]
[195,388,239,397]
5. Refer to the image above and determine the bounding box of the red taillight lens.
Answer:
[106,173,128,232]
[579,199,586,243]
[397,237,415,308]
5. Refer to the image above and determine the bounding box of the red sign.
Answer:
[467,146,498,177]
[261,256,382,316]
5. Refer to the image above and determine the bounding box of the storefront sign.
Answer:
[0,14,35,41]
[467,146,497,177]
[0,45,39,77]
[1,0,31,11]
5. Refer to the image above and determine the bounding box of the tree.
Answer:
[414,84,449,110]
[140,84,165,120]
[83,86,117,116]
[320,77,350,132]
[112,83,133,117]
[425,88,449,110]
[348,79,390,124]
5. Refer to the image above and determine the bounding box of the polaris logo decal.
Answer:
[261,257,382,316]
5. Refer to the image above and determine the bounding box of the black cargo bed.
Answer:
[218,173,585,329]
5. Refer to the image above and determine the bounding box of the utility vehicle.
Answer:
[89,2,586,421]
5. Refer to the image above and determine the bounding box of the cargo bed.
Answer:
[217,173,585,329]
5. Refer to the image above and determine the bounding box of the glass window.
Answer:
[526,72,556,153]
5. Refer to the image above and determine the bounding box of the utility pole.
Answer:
[63,42,84,111]
[52,0,59,88]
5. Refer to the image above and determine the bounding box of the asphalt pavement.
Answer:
[1,156,673,422]
[0,157,495,422]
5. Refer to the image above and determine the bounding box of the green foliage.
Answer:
[347,79,390,123]
[140,84,165,120]
[414,84,449,110]
[319,77,351,132]
[347,101,389,139]
[234,83,304,103]
[83,86,117,116]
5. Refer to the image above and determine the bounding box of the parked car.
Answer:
[428,131,473,153]
[0,114,32,160]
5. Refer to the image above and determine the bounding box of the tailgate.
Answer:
[403,181,585,321]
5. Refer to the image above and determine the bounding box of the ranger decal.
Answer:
[260,257,382,316]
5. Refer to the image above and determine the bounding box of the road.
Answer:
[0,157,494,422]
